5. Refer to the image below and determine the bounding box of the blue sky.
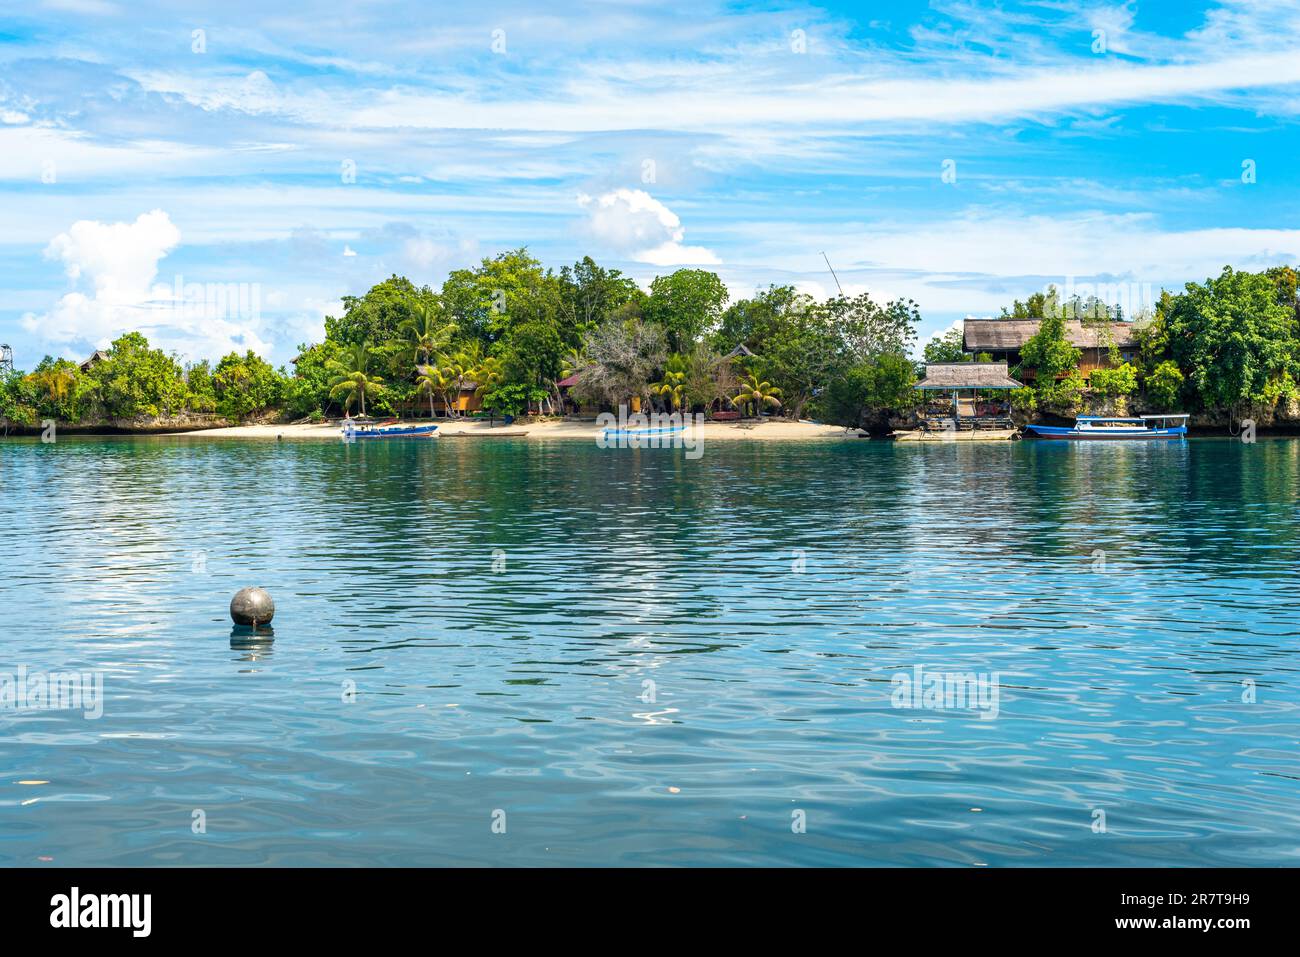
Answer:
[3,0,1299,366]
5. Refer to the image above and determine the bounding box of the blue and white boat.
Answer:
[601,424,686,439]
[1024,414,1189,441]
[342,422,439,439]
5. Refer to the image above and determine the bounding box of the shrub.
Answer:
[1144,360,1185,410]
[1089,362,1138,398]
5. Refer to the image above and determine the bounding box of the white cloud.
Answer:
[22,210,272,360]
[44,209,179,303]
[0,125,216,183]
[577,188,719,265]
[825,211,1300,281]
[129,69,282,115]
[1084,4,1138,57]
[39,0,119,13]
[401,236,448,269]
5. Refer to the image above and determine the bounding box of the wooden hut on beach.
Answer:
[894,362,1023,442]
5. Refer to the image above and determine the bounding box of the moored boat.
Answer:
[440,430,529,438]
[893,426,1019,442]
[602,424,686,438]
[342,421,440,439]
[1024,414,1188,440]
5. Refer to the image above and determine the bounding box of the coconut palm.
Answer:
[471,355,508,421]
[402,298,457,366]
[327,342,384,417]
[415,363,456,419]
[473,356,505,400]
[731,373,782,419]
[559,347,587,381]
[441,342,483,417]
[651,354,688,412]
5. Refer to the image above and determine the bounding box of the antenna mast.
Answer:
[821,252,844,297]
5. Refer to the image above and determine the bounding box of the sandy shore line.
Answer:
[167,418,865,441]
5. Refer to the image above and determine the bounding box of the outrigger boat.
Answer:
[341,421,440,439]
[1024,414,1188,441]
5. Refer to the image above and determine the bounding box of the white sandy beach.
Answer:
[169,418,864,441]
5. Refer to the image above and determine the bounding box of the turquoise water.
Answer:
[2,435,1299,866]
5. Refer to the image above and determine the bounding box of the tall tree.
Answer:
[713,285,812,355]
[441,248,559,346]
[827,293,920,360]
[1019,311,1084,410]
[25,357,82,421]
[558,256,641,332]
[646,269,729,352]
[1167,266,1299,409]
[327,276,435,346]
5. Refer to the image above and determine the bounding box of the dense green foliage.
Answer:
[6,256,1300,433]
[1164,267,1298,409]
[0,332,296,428]
[1011,267,1300,417]
[213,351,282,421]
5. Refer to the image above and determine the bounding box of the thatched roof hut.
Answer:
[915,362,1023,390]
[964,319,1137,352]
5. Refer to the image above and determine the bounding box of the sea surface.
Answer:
[2,434,1298,866]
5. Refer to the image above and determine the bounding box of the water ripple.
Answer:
[1,436,1298,865]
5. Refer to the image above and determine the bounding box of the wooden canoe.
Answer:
[439,430,530,438]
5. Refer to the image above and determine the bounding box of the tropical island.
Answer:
[3,249,1299,437]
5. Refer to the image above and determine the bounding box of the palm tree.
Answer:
[327,342,384,417]
[473,356,504,399]
[559,347,587,381]
[441,342,483,417]
[555,347,589,415]
[471,355,508,422]
[415,364,456,419]
[731,373,782,420]
[402,298,457,366]
[652,354,688,412]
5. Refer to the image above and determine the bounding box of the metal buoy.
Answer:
[230,587,275,629]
